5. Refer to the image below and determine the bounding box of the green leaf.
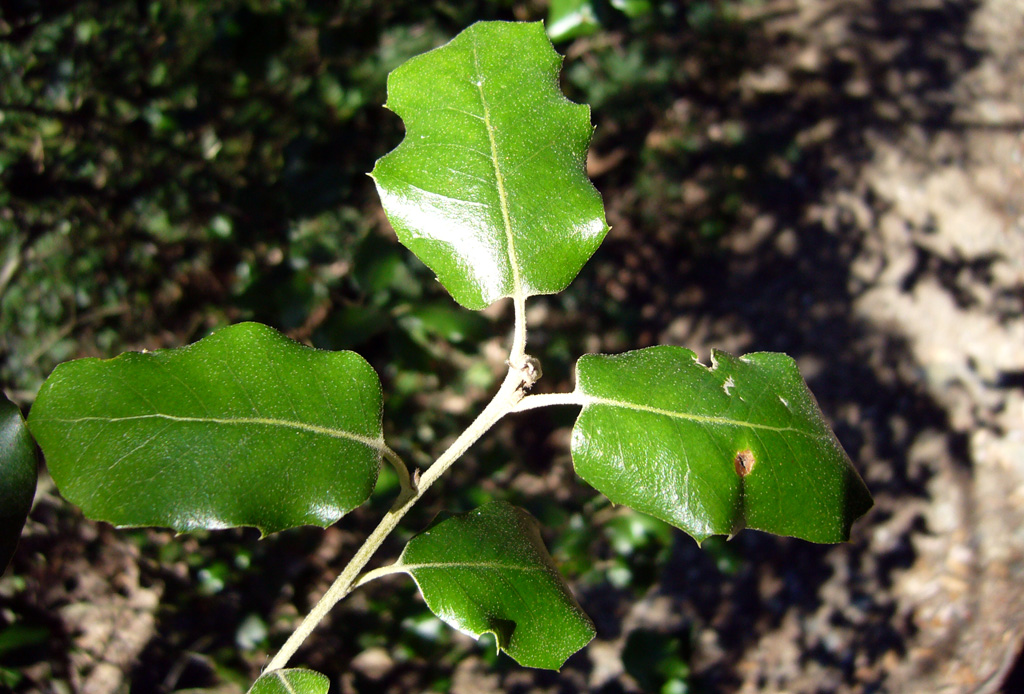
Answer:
[247,668,329,694]
[371,21,609,310]
[1,394,37,574]
[571,347,873,543]
[28,323,383,535]
[548,0,601,42]
[396,501,595,670]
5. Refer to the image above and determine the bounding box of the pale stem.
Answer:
[508,293,528,369]
[346,389,584,593]
[264,367,528,673]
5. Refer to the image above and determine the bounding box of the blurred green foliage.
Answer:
[547,0,657,42]
[0,0,764,400]
[0,0,519,400]
[623,628,694,694]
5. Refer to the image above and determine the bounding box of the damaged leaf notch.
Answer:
[569,346,873,543]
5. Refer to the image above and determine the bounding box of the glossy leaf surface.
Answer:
[29,323,383,535]
[1,394,37,574]
[248,669,329,694]
[572,347,873,543]
[371,21,608,310]
[397,501,595,669]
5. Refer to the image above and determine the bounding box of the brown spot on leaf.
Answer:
[734,449,755,477]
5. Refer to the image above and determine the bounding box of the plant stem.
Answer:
[264,366,529,673]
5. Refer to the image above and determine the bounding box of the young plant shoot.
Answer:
[4,21,872,692]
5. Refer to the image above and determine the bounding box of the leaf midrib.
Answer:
[33,413,385,451]
[472,38,523,303]
[402,561,548,573]
[273,671,299,694]
[580,394,821,438]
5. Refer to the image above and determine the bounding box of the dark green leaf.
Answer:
[397,501,595,670]
[1,394,37,574]
[571,347,873,543]
[29,323,383,535]
[248,668,329,694]
[371,21,608,310]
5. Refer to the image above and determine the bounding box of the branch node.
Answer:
[508,355,542,391]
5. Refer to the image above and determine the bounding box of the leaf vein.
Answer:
[404,562,547,572]
[105,420,174,471]
[214,350,263,417]
[35,413,385,452]
[398,179,491,208]
[404,141,493,161]
[445,166,490,184]
[472,38,523,303]
[274,671,298,694]
[584,395,821,438]
[433,105,485,121]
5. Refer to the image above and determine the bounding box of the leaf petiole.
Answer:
[381,445,415,505]
[351,563,405,590]
[512,391,585,412]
